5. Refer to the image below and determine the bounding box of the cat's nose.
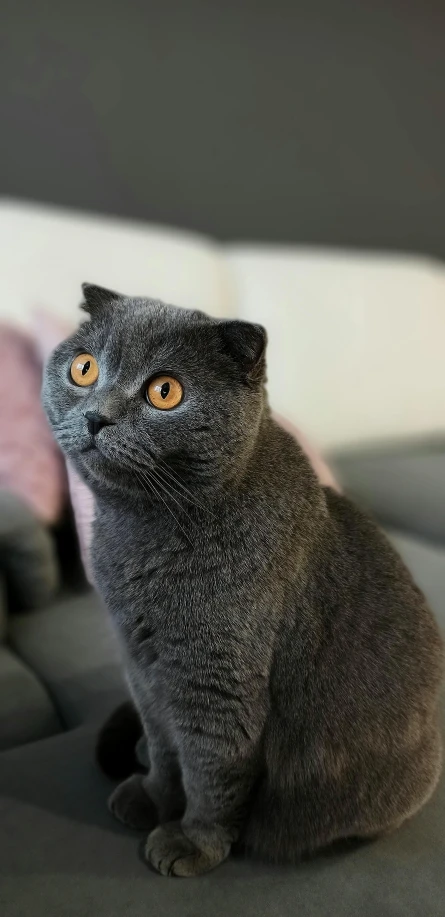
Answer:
[84,411,114,436]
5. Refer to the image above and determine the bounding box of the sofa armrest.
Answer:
[331,439,445,545]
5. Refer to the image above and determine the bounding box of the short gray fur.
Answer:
[43,285,443,877]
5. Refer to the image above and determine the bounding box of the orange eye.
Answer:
[70,353,99,387]
[147,375,183,410]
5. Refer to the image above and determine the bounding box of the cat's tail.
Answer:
[96,700,143,780]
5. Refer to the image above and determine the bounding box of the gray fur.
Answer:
[43,284,443,876]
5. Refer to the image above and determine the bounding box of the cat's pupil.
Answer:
[82,360,91,376]
[160,382,170,399]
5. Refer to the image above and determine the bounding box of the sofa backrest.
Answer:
[1,199,444,450]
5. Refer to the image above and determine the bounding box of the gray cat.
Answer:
[43,284,443,877]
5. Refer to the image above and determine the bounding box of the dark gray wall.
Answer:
[1,0,444,255]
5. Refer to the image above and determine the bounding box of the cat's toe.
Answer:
[108,773,158,831]
[145,823,194,876]
[145,823,229,877]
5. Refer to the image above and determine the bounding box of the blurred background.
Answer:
[1,0,444,253]
[0,6,445,895]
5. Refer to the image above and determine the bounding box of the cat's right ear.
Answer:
[80,283,122,316]
[218,320,267,382]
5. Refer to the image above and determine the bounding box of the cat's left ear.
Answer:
[80,283,122,316]
[219,320,267,381]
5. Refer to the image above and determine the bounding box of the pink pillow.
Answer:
[33,311,339,583]
[33,311,95,581]
[0,324,67,524]
[65,461,95,584]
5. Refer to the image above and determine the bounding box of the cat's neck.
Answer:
[90,410,322,525]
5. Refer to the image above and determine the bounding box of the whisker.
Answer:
[157,460,216,518]
[134,468,155,502]
[154,463,197,505]
[118,442,209,522]
[136,468,194,547]
[151,466,210,519]
[142,467,196,532]
[148,467,193,515]
[134,436,216,518]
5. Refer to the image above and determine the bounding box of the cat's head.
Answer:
[43,284,267,499]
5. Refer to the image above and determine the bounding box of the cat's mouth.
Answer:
[80,440,113,462]
[80,430,111,456]
[77,438,127,477]
[77,439,109,464]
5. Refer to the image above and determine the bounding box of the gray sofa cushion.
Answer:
[0,574,7,642]
[332,442,445,545]
[9,590,126,728]
[388,530,445,627]
[0,716,444,917]
[0,645,61,750]
[0,490,59,610]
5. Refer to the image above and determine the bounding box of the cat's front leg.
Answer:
[143,736,185,823]
[145,741,257,876]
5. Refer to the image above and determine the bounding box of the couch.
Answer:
[0,200,444,916]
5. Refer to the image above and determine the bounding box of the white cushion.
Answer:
[0,199,231,328]
[1,199,444,450]
[227,246,445,448]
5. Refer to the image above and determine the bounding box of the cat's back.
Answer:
[313,486,444,699]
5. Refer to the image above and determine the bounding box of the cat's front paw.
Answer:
[145,822,230,877]
[108,773,157,831]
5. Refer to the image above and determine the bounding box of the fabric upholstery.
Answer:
[0,645,61,750]
[0,574,7,642]
[0,714,444,917]
[1,202,231,330]
[228,246,445,449]
[9,590,126,728]
[0,490,59,611]
[333,444,445,545]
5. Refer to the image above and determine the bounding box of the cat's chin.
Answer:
[75,446,124,483]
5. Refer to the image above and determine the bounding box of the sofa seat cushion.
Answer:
[0,718,444,917]
[0,645,61,750]
[9,590,126,729]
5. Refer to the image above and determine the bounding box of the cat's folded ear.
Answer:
[219,320,267,382]
[81,283,122,315]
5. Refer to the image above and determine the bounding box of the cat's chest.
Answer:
[94,517,189,608]
[92,502,284,663]
[92,510,224,641]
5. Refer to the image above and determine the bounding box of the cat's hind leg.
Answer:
[109,732,185,831]
[108,773,158,831]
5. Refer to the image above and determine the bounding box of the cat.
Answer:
[43,283,443,877]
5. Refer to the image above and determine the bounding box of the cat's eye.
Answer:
[146,375,183,410]
[70,353,99,387]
